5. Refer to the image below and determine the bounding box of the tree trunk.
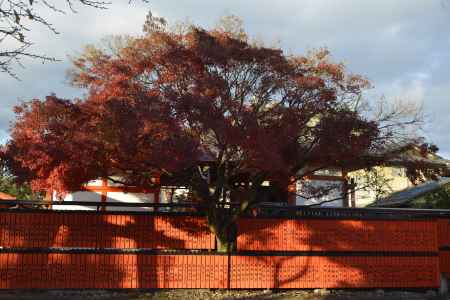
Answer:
[209,221,230,253]
[215,230,230,253]
[208,215,236,253]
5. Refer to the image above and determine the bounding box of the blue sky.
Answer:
[1,0,450,157]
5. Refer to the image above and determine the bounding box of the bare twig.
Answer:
[0,0,148,78]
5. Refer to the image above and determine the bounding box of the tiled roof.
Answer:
[370,177,450,207]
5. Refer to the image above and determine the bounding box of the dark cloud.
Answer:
[0,0,449,157]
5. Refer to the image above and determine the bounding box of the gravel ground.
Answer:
[0,289,447,300]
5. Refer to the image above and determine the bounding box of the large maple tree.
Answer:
[2,17,426,251]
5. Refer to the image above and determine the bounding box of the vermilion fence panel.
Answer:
[0,251,438,289]
[438,219,450,277]
[237,218,437,252]
[0,209,445,289]
[230,255,439,289]
[440,252,450,278]
[0,211,214,250]
[0,252,228,289]
[438,219,450,247]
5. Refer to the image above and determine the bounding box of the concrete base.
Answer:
[440,273,448,295]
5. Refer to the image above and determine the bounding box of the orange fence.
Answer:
[0,252,228,289]
[237,218,437,252]
[438,219,450,277]
[0,251,439,289]
[230,255,439,289]
[0,211,214,250]
[0,209,447,289]
[235,217,440,288]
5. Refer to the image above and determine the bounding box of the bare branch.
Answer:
[0,0,149,78]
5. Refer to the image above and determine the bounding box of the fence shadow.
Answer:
[0,209,213,288]
[0,207,442,289]
[236,216,439,289]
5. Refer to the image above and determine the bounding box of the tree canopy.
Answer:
[1,16,429,250]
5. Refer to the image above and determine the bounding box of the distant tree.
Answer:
[0,0,148,78]
[0,166,40,200]
[415,186,450,209]
[2,15,429,251]
[142,10,166,34]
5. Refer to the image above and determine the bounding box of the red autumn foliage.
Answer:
[4,94,198,193]
[1,18,427,250]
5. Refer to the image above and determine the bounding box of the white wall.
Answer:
[52,191,102,211]
[51,179,158,211]
[348,166,412,207]
[105,192,155,212]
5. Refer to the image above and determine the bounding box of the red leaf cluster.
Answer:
[3,24,379,196]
